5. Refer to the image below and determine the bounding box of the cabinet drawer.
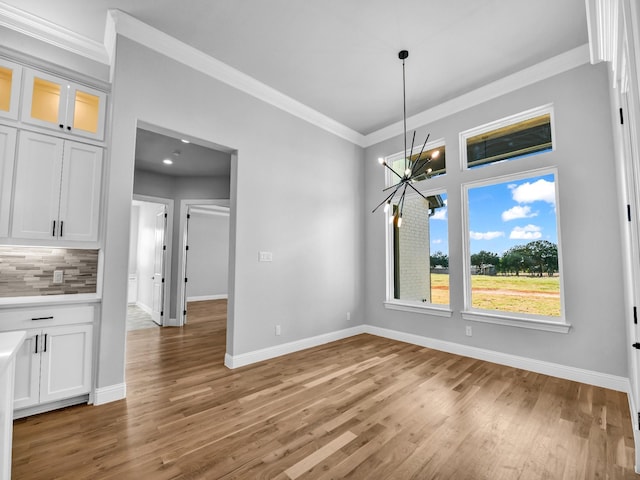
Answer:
[0,305,93,331]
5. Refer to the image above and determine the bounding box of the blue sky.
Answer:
[429,173,558,256]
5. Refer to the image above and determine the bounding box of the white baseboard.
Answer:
[94,383,126,405]
[224,323,628,392]
[364,325,628,392]
[188,294,228,302]
[165,317,180,327]
[224,325,367,369]
[135,302,152,316]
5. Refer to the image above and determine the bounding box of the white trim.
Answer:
[363,45,590,148]
[93,383,126,405]
[384,301,452,317]
[461,310,571,333]
[223,323,627,392]
[188,294,227,302]
[0,1,109,64]
[13,395,89,419]
[365,325,627,392]
[106,9,364,147]
[224,326,367,369]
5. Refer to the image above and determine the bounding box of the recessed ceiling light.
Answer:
[163,158,173,165]
[181,139,190,144]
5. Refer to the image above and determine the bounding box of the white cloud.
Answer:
[509,224,542,240]
[432,239,442,245]
[470,231,504,240]
[501,205,538,221]
[431,207,447,220]
[509,179,555,205]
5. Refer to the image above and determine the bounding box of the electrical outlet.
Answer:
[346,311,351,321]
[465,326,472,337]
[53,270,64,284]
[259,251,273,262]
[275,325,281,336]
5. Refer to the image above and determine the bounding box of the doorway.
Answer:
[127,196,173,330]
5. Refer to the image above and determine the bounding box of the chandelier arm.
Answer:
[412,133,431,168]
[384,162,404,181]
[372,183,404,213]
[406,181,430,201]
[399,184,409,217]
[410,134,432,173]
[383,180,405,192]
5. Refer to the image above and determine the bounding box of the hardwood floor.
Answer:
[12,300,639,479]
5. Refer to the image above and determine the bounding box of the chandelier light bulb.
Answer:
[427,167,433,174]
[397,216,402,228]
[389,214,395,224]
[432,150,440,159]
[378,157,385,165]
[404,168,411,177]
[384,202,390,213]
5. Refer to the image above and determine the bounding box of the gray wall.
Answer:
[186,210,230,299]
[133,169,229,318]
[100,36,364,389]
[364,62,628,377]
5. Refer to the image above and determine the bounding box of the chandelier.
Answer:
[372,50,440,228]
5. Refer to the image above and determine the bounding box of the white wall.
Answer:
[364,62,628,377]
[99,36,364,390]
[186,209,229,300]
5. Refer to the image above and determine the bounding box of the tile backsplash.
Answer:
[0,247,98,297]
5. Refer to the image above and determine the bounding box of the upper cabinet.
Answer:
[21,69,106,141]
[0,59,23,121]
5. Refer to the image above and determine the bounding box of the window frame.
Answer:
[461,166,569,333]
[382,139,452,317]
[459,104,555,172]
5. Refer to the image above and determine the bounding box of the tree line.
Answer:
[430,240,559,277]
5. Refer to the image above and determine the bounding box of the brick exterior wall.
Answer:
[397,197,430,302]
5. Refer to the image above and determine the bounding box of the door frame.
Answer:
[177,198,230,326]
[132,194,173,327]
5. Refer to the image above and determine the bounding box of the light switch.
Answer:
[259,251,273,262]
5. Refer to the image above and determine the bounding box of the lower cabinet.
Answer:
[0,304,94,414]
[14,324,93,409]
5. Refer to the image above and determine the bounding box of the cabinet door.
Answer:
[0,126,17,237]
[39,324,93,404]
[0,59,22,120]
[13,329,41,410]
[58,141,102,242]
[11,131,63,240]
[21,69,69,132]
[67,84,106,141]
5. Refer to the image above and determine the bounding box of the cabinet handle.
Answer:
[31,316,53,321]
[43,334,47,353]
[52,220,56,236]
[35,334,39,354]
[60,221,64,237]
[59,124,64,129]
[67,126,71,131]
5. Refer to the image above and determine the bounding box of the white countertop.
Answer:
[0,294,101,309]
[0,331,25,374]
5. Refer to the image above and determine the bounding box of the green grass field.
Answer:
[430,273,561,316]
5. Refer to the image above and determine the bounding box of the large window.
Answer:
[463,169,566,329]
[383,140,449,314]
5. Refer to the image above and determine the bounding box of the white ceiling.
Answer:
[2,0,588,136]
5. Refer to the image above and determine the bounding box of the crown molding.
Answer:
[0,1,109,64]
[106,9,365,147]
[362,44,591,148]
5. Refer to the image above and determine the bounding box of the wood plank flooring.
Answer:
[11,300,639,479]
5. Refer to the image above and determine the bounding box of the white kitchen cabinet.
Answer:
[21,68,107,141]
[0,58,22,121]
[14,324,93,409]
[11,131,102,242]
[0,306,94,412]
[0,126,17,237]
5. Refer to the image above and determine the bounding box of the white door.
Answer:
[151,209,166,325]
[39,324,93,404]
[13,329,41,410]
[58,140,102,241]
[11,131,63,239]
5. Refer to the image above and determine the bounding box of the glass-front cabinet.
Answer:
[0,59,22,120]
[21,69,106,141]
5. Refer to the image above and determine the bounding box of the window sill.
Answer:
[384,301,452,317]
[461,310,571,333]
